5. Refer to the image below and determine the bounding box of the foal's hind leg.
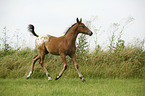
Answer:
[27,55,40,79]
[39,52,52,80]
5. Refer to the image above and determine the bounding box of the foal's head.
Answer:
[76,18,93,36]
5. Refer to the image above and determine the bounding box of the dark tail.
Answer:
[28,24,39,37]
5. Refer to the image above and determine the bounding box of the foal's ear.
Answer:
[80,18,82,23]
[76,18,80,23]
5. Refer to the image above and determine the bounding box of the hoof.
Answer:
[55,76,59,80]
[80,77,86,83]
[26,77,30,79]
[48,77,52,81]
[82,79,86,83]
[55,77,59,80]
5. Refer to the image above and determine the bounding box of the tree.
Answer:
[0,27,12,55]
[76,34,89,56]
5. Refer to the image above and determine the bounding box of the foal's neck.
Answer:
[64,24,78,45]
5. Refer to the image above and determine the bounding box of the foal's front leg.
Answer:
[71,54,85,82]
[55,53,67,80]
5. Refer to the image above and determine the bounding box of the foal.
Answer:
[27,18,93,82]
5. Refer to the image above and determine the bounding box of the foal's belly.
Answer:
[46,45,60,55]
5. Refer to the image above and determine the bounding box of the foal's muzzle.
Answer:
[88,32,93,36]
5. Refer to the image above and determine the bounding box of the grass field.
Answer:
[0,78,144,96]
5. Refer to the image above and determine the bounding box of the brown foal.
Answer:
[27,18,93,82]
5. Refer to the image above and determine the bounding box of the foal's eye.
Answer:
[82,26,85,28]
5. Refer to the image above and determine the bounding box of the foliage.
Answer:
[0,27,13,56]
[109,17,134,53]
[76,34,89,56]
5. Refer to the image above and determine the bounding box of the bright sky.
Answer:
[0,0,145,50]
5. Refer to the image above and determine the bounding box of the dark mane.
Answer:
[64,23,77,35]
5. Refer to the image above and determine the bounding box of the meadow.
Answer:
[0,78,144,96]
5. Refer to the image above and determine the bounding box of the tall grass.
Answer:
[0,43,144,79]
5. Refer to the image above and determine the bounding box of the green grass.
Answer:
[0,78,144,96]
